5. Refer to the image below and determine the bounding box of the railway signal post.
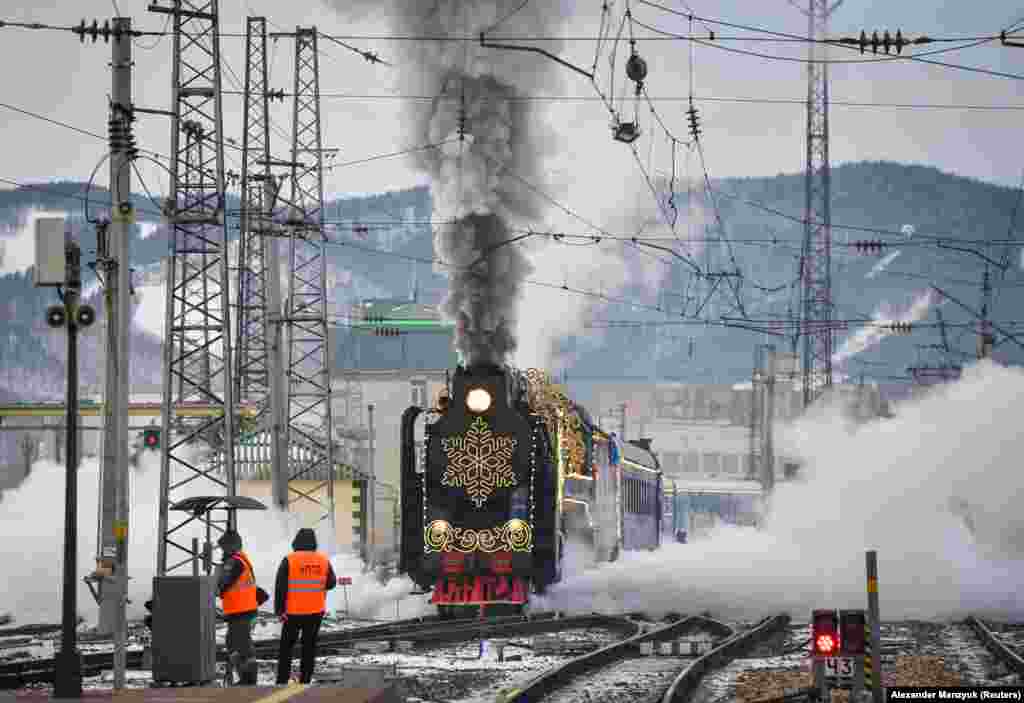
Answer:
[35,216,96,698]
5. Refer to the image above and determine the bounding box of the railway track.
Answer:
[680,617,1021,703]
[0,612,634,689]
[498,614,789,703]
[965,616,1024,678]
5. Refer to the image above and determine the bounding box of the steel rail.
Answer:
[965,615,1024,676]
[502,614,737,702]
[0,612,632,688]
[661,614,792,703]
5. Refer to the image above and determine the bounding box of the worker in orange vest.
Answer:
[217,530,259,685]
[274,528,337,684]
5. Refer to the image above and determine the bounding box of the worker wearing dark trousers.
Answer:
[275,528,337,684]
[218,531,259,685]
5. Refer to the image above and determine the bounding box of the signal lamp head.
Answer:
[466,388,492,413]
[811,609,839,658]
[815,633,837,655]
[46,305,67,328]
[76,304,96,327]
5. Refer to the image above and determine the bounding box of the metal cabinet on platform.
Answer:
[151,575,217,684]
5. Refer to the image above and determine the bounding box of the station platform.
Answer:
[5,685,402,703]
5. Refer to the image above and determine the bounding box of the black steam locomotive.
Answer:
[399,363,664,615]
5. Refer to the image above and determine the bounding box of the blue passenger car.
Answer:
[666,479,762,539]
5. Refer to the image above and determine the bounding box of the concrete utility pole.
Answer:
[265,176,289,509]
[92,17,133,691]
[762,350,776,494]
[367,403,376,567]
[618,402,628,441]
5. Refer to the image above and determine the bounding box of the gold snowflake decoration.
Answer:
[441,417,518,507]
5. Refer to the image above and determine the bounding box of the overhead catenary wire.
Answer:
[0,17,1012,44]
[220,89,1024,111]
[2,12,1019,362]
[8,80,1022,251]
[632,3,1024,81]
[6,171,1018,345]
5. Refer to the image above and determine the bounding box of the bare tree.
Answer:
[18,433,39,480]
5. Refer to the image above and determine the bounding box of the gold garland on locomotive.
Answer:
[524,368,586,475]
[424,519,533,553]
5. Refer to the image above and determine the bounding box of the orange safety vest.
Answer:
[284,551,330,615]
[221,551,258,615]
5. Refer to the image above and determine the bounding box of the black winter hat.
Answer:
[217,530,242,551]
[292,528,318,551]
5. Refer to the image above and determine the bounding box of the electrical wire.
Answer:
[1,18,1012,44]
[220,89,1024,111]
[632,3,1024,80]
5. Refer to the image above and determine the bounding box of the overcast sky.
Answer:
[1,0,1022,208]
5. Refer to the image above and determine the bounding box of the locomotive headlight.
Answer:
[466,388,492,413]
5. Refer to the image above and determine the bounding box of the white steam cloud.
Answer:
[832,290,935,368]
[514,175,701,372]
[539,361,1024,622]
[0,449,425,625]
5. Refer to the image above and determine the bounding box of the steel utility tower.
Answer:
[799,0,844,407]
[282,28,337,543]
[236,16,288,505]
[151,0,237,575]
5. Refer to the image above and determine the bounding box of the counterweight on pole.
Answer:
[800,0,842,407]
[282,27,337,546]
[152,0,238,576]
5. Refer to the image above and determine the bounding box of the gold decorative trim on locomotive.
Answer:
[524,368,586,475]
[424,518,533,553]
[440,416,518,508]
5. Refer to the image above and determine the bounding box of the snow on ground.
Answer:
[65,626,625,694]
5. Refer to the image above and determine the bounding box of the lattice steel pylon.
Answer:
[281,27,337,543]
[799,0,844,407]
[235,16,289,507]
[235,17,272,425]
[153,0,238,576]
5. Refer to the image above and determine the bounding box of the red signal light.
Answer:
[143,429,160,450]
[815,633,837,655]
[811,609,839,658]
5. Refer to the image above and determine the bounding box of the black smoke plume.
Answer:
[322,0,569,366]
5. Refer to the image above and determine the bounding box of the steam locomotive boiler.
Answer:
[399,363,666,616]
